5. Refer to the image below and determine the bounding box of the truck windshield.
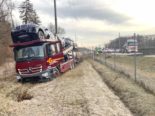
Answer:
[15,45,44,61]
[128,42,138,46]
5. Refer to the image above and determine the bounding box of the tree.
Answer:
[0,0,6,21]
[0,0,14,23]
[57,26,65,35]
[48,23,65,35]
[19,0,40,24]
[30,10,41,24]
[5,0,15,27]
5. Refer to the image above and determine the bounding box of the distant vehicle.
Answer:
[95,47,102,54]
[115,49,121,53]
[103,48,114,53]
[61,37,74,48]
[123,39,138,53]
[11,24,54,43]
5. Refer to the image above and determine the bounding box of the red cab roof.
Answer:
[10,39,60,47]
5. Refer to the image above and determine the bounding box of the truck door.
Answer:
[46,43,64,66]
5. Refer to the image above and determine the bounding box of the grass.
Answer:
[0,74,34,115]
[91,60,155,116]
[107,55,155,75]
[95,55,155,94]
[0,22,13,65]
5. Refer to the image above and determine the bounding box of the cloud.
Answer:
[58,0,130,24]
[12,0,136,47]
[58,7,129,24]
[32,0,130,24]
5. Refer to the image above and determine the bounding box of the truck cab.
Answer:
[13,41,65,81]
[123,39,138,53]
[11,24,76,82]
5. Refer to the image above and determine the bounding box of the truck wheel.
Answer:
[17,78,21,82]
[19,77,25,83]
[70,62,75,69]
[52,67,60,78]
[38,30,45,40]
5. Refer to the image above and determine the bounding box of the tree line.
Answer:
[106,35,155,49]
[0,0,65,35]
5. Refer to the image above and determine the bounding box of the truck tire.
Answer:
[19,77,25,83]
[70,62,75,69]
[38,30,45,40]
[52,67,60,78]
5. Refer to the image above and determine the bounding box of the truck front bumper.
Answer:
[16,69,52,80]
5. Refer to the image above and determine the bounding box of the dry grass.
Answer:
[0,74,34,115]
[107,55,155,77]
[96,54,155,94]
[17,89,33,102]
[91,60,155,116]
[5,83,33,102]
[0,22,13,65]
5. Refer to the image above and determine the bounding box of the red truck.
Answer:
[10,24,77,82]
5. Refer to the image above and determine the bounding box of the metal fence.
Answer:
[91,50,155,94]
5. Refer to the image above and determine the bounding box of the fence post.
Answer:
[93,48,95,60]
[102,52,104,63]
[104,52,106,65]
[114,51,116,70]
[134,33,137,82]
[91,47,93,59]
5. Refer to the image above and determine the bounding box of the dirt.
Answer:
[2,61,132,116]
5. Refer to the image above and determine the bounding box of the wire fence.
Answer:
[91,50,155,94]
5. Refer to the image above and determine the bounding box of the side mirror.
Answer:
[47,45,52,56]
[46,34,50,39]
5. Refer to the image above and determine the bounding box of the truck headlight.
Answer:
[42,72,49,77]
[16,75,21,80]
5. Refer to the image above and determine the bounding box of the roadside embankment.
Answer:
[90,60,155,116]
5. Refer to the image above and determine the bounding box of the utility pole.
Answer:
[134,33,137,82]
[119,33,120,50]
[114,39,116,70]
[75,32,77,43]
[54,0,57,37]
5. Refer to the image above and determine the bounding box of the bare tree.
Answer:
[5,0,15,27]
[0,0,8,21]
[0,0,5,7]
[48,23,65,35]
[0,0,15,24]
[30,10,41,24]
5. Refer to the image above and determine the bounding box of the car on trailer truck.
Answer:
[11,24,54,42]
[10,24,76,82]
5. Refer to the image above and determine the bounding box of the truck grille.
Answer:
[18,65,42,75]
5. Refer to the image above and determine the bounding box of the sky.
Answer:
[12,0,155,47]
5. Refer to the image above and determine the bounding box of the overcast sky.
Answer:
[12,0,155,47]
